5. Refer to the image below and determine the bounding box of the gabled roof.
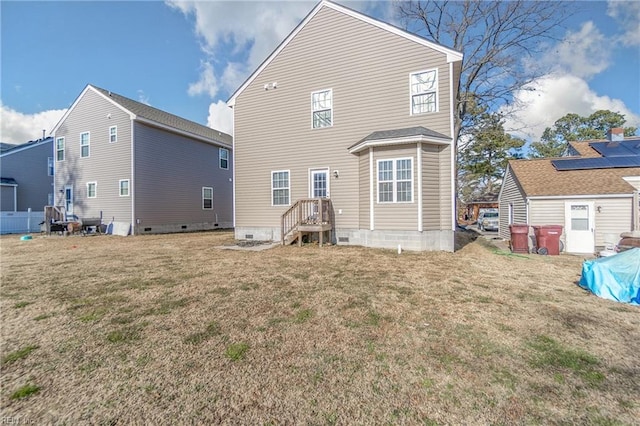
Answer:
[567,141,601,157]
[228,0,463,107]
[507,158,639,197]
[348,126,450,154]
[0,137,52,157]
[51,85,232,148]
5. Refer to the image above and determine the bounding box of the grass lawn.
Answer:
[1,230,638,424]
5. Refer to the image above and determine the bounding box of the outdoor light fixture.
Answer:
[333,170,339,178]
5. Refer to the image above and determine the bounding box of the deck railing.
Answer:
[281,198,332,245]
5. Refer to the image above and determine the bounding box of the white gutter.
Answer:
[369,146,374,231]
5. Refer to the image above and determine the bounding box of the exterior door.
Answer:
[64,185,74,216]
[565,201,595,253]
[310,169,329,198]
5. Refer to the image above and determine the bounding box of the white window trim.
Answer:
[409,68,438,115]
[119,179,130,197]
[80,131,90,158]
[87,181,97,198]
[376,157,414,204]
[56,137,65,162]
[311,89,333,129]
[202,186,213,210]
[109,126,117,143]
[219,147,229,170]
[47,157,54,176]
[271,170,291,206]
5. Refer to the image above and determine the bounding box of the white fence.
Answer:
[0,210,44,234]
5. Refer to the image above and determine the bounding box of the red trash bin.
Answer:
[532,225,563,255]
[509,224,529,253]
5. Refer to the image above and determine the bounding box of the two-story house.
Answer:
[228,0,463,251]
[51,84,233,235]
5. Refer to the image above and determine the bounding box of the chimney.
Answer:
[608,127,624,142]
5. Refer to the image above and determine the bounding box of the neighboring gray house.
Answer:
[229,0,463,251]
[499,130,640,254]
[0,137,54,212]
[51,84,233,234]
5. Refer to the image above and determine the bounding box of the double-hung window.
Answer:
[377,158,413,203]
[47,157,54,176]
[80,132,90,158]
[219,148,229,169]
[119,179,130,197]
[410,69,438,114]
[87,182,97,198]
[202,187,213,209]
[56,137,65,161]
[271,170,290,206]
[311,89,332,128]
[109,126,117,143]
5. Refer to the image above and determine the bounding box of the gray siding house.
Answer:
[229,0,463,251]
[0,137,54,212]
[499,134,640,254]
[51,84,233,234]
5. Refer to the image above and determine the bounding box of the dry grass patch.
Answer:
[1,230,639,424]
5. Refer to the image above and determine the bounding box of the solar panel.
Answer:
[590,140,640,157]
[552,155,640,171]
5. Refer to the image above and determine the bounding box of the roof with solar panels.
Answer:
[506,128,640,197]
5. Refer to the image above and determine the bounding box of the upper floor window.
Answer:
[410,69,438,115]
[119,179,130,197]
[87,181,97,198]
[47,157,54,176]
[56,137,65,161]
[272,170,290,206]
[202,187,213,209]
[80,132,90,158]
[377,158,413,203]
[109,126,117,143]
[219,148,229,169]
[312,89,332,128]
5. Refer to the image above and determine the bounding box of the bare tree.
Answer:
[395,0,570,145]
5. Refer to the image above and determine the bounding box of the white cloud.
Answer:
[188,60,220,98]
[137,90,151,106]
[167,0,314,99]
[607,0,640,46]
[207,100,233,136]
[542,21,610,80]
[504,73,640,140]
[0,103,66,144]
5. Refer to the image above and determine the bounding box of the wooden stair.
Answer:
[281,198,333,246]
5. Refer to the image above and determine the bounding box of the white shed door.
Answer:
[564,202,594,253]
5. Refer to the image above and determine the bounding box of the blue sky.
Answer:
[1,0,639,144]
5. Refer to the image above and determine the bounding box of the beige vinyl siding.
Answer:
[438,144,453,229]
[372,145,418,230]
[498,168,528,240]
[358,151,370,228]
[234,6,453,231]
[133,123,233,227]
[529,196,634,248]
[53,89,132,221]
[0,140,53,211]
[421,144,443,230]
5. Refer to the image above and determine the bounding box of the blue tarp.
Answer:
[579,248,640,305]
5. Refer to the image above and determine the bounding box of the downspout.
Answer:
[634,191,639,231]
[232,106,236,229]
[131,119,136,235]
[449,61,456,231]
[417,142,423,232]
[369,146,374,231]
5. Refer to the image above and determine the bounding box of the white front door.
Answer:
[310,169,329,198]
[565,201,595,253]
[64,185,74,216]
